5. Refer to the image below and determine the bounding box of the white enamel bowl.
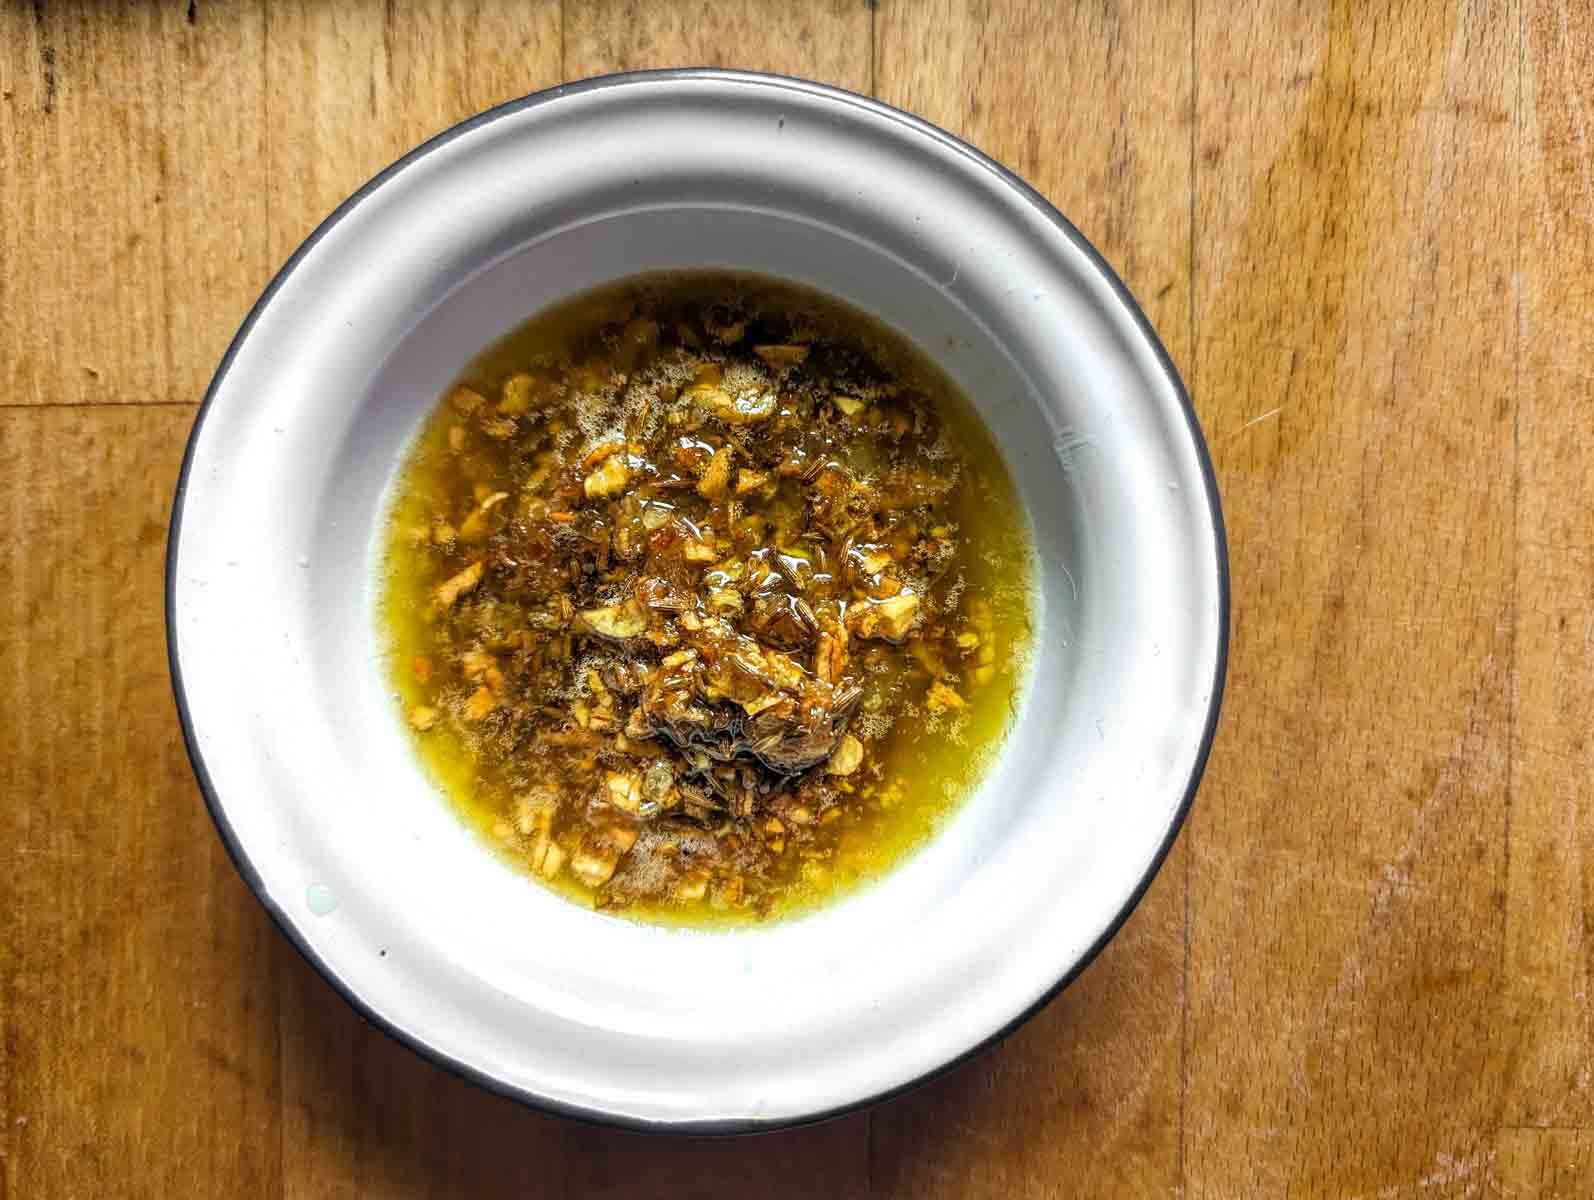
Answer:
[167,70,1227,1132]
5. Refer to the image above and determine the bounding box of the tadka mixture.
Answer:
[380,274,1034,925]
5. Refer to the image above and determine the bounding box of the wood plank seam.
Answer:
[1503,0,1524,1132]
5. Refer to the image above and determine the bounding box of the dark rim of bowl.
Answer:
[165,67,1230,1137]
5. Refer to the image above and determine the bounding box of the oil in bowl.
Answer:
[379,273,1035,926]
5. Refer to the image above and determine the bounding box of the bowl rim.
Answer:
[166,67,1230,1135]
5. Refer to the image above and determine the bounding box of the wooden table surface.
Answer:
[3,2,1591,1196]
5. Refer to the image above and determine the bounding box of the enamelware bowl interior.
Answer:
[168,71,1226,1131]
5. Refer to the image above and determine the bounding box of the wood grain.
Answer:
[263,0,563,264]
[1498,1128,1594,1198]
[0,2,268,407]
[1502,0,1594,1133]
[565,0,870,91]
[0,407,283,1198]
[1189,1,1517,1194]
[6,1,1594,1196]
[870,1,1191,1195]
